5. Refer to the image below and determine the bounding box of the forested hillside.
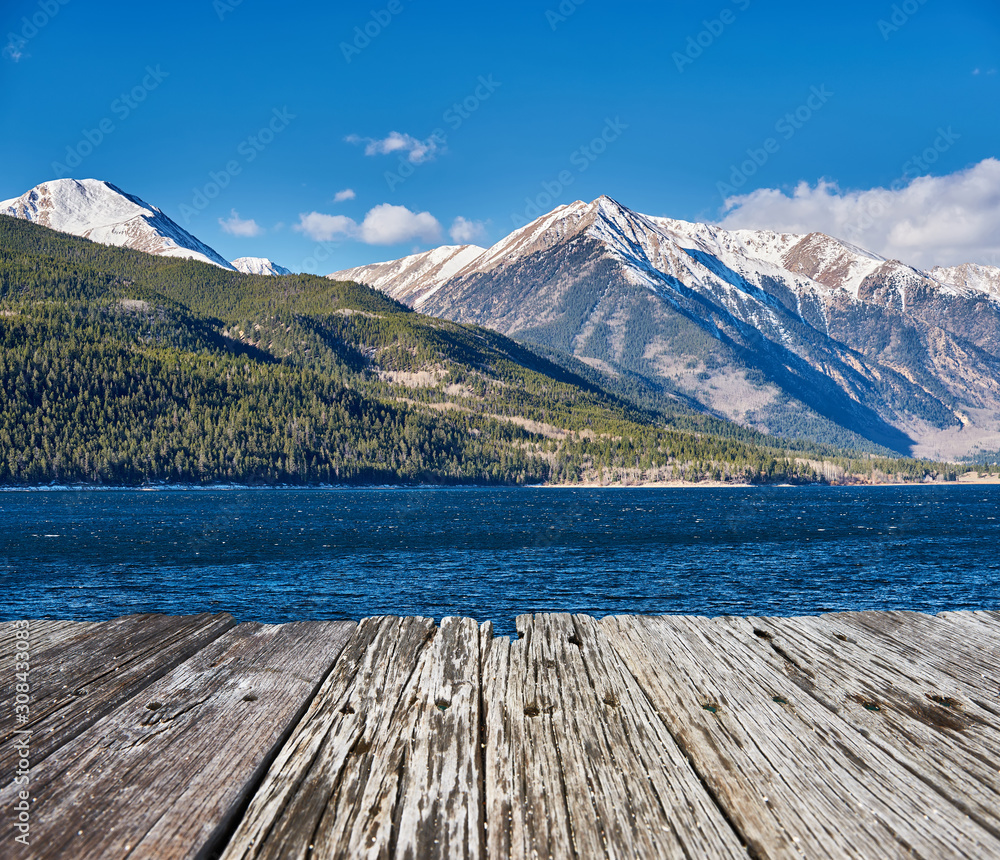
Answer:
[0,216,963,486]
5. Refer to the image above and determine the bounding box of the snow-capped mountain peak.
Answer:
[325,195,1000,459]
[231,257,292,276]
[329,244,486,307]
[0,179,235,270]
[331,196,1000,312]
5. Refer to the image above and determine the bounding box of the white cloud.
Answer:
[293,212,358,242]
[333,188,356,202]
[359,204,442,245]
[218,210,263,237]
[718,158,1000,269]
[3,37,25,62]
[449,216,488,244]
[346,131,443,164]
[294,204,442,246]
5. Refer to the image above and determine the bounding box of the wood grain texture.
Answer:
[829,610,1000,702]
[0,619,354,860]
[222,615,483,860]
[482,612,749,860]
[601,613,1000,860]
[0,612,236,774]
[4,610,1000,859]
[726,613,1000,842]
[0,620,96,674]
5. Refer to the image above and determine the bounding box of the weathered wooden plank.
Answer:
[482,612,749,860]
[681,612,1000,856]
[722,613,1000,842]
[0,620,96,674]
[940,609,1000,630]
[936,609,1000,648]
[750,611,1000,724]
[603,614,859,859]
[824,610,1000,703]
[0,612,236,774]
[0,619,354,860]
[0,618,94,642]
[602,613,1000,859]
[221,615,484,860]
[389,615,483,860]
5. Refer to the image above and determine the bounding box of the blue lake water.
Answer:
[1,485,998,636]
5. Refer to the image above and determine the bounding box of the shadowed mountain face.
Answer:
[330,197,1000,458]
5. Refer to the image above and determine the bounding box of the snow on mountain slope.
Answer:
[330,244,486,307]
[323,195,1000,456]
[338,195,999,317]
[231,257,291,276]
[931,263,1000,299]
[0,179,235,270]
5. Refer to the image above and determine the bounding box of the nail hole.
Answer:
[702,702,720,714]
[524,704,540,717]
[851,694,883,712]
[146,701,162,710]
[568,634,582,648]
[603,693,619,707]
[753,629,773,641]
[242,694,258,702]
[927,694,961,709]
[772,696,789,705]
[436,700,450,711]
[341,704,355,715]
[835,633,850,642]
[74,688,88,697]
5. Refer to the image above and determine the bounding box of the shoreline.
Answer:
[2,475,1000,492]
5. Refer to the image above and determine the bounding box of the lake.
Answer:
[1,485,998,636]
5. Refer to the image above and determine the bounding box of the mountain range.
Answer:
[331,196,1000,460]
[3,178,999,461]
[11,209,931,488]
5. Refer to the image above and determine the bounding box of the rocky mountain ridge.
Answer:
[330,196,1000,459]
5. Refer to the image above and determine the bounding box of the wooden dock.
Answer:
[3,609,1000,859]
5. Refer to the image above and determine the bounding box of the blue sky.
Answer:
[1,0,998,271]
